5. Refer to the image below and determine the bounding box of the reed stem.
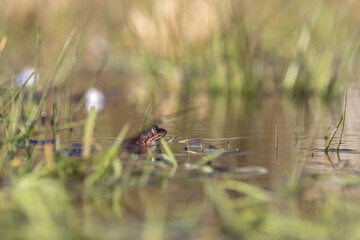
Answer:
[336,87,347,151]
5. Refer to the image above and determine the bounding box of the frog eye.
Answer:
[151,125,160,134]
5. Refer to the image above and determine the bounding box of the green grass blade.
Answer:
[85,124,129,187]
[160,139,178,168]
[82,108,97,159]
[195,150,223,166]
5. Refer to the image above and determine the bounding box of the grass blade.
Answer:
[85,124,129,186]
[195,150,223,166]
[336,87,347,151]
[160,139,178,168]
[82,108,97,159]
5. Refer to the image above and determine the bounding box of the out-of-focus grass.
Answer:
[125,0,359,101]
[2,0,359,103]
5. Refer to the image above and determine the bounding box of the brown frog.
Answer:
[123,125,167,154]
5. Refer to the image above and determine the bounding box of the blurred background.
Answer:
[2,0,358,100]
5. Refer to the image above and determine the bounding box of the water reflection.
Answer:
[83,73,360,186]
[27,71,353,227]
[11,71,360,239]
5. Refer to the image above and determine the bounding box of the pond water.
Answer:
[87,72,360,182]
[16,71,360,239]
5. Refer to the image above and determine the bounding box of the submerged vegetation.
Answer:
[0,0,360,239]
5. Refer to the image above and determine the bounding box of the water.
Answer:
[72,72,360,185]
[14,71,360,239]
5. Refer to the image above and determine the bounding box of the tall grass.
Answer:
[126,0,359,101]
[2,0,359,103]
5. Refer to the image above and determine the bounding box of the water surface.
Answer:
[48,72,360,238]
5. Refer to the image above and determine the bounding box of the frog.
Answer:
[122,125,167,154]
